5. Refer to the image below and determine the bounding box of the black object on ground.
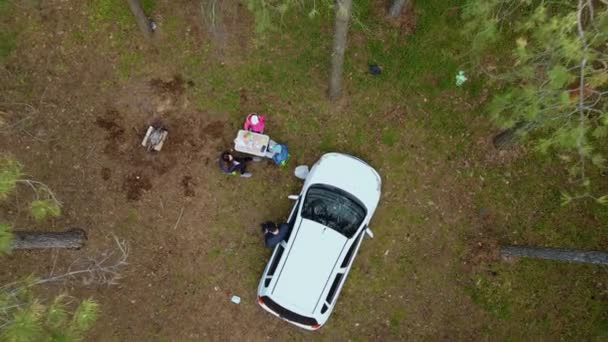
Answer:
[368,63,382,76]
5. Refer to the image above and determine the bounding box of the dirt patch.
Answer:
[122,172,152,201]
[201,120,226,141]
[181,176,196,197]
[464,238,500,268]
[100,167,112,181]
[386,1,417,35]
[93,80,227,178]
[150,75,187,96]
[96,109,127,154]
[95,110,125,137]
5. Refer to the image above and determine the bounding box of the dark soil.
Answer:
[181,175,196,197]
[149,75,187,96]
[122,172,153,201]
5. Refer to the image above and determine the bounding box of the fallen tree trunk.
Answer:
[10,229,87,250]
[500,245,608,265]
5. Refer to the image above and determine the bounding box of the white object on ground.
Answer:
[141,126,168,151]
[455,70,468,86]
[231,295,241,304]
[294,165,309,180]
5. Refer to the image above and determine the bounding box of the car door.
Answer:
[282,196,301,244]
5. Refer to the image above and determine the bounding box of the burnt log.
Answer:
[10,229,87,250]
[500,245,608,265]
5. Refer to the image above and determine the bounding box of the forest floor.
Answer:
[0,0,607,340]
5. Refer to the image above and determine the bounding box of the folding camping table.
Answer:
[233,130,271,157]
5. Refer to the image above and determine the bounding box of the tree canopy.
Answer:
[463,0,608,203]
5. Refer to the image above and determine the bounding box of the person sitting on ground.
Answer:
[261,221,289,248]
[243,113,265,134]
[219,151,252,178]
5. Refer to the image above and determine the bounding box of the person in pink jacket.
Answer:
[243,113,265,133]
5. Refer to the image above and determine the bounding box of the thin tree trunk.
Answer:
[329,0,353,101]
[388,0,409,17]
[500,245,608,265]
[127,0,153,40]
[10,229,87,250]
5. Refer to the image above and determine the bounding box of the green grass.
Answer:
[468,260,608,339]
[468,274,512,320]
[115,208,139,236]
[0,30,15,61]
[389,308,407,335]
[474,153,608,249]
[70,30,86,44]
[92,0,156,28]
[0,0,16,63]
[117,50,144,79]
[381,127,397,146]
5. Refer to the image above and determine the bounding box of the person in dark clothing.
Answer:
[219,151,252,178]
[261,221,289,248]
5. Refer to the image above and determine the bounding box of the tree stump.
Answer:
[10,229,87,250]
[492,121,528,149]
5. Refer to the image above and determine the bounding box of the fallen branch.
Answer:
[35,234,129,286]
[173,207,184,230]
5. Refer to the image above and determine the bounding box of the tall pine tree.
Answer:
[463,0,608,203]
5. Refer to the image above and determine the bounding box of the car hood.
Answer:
[305,153,381,212]
[271,218,348,315]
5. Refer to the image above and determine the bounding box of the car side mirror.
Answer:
[294,165,309,180]
[287,195,298,200]
[365,228,374,238]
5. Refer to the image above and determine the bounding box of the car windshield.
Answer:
[301,185,366,238]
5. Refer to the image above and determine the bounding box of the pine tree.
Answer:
[1,155,99,340]
[0,284,99,342]
[0,155,61,221]
[463,0,608,203]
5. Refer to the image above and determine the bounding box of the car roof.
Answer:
[270,218,348,315]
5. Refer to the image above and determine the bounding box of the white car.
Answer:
[257,153,382,330]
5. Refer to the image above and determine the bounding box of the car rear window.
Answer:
[301,185,366,238]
